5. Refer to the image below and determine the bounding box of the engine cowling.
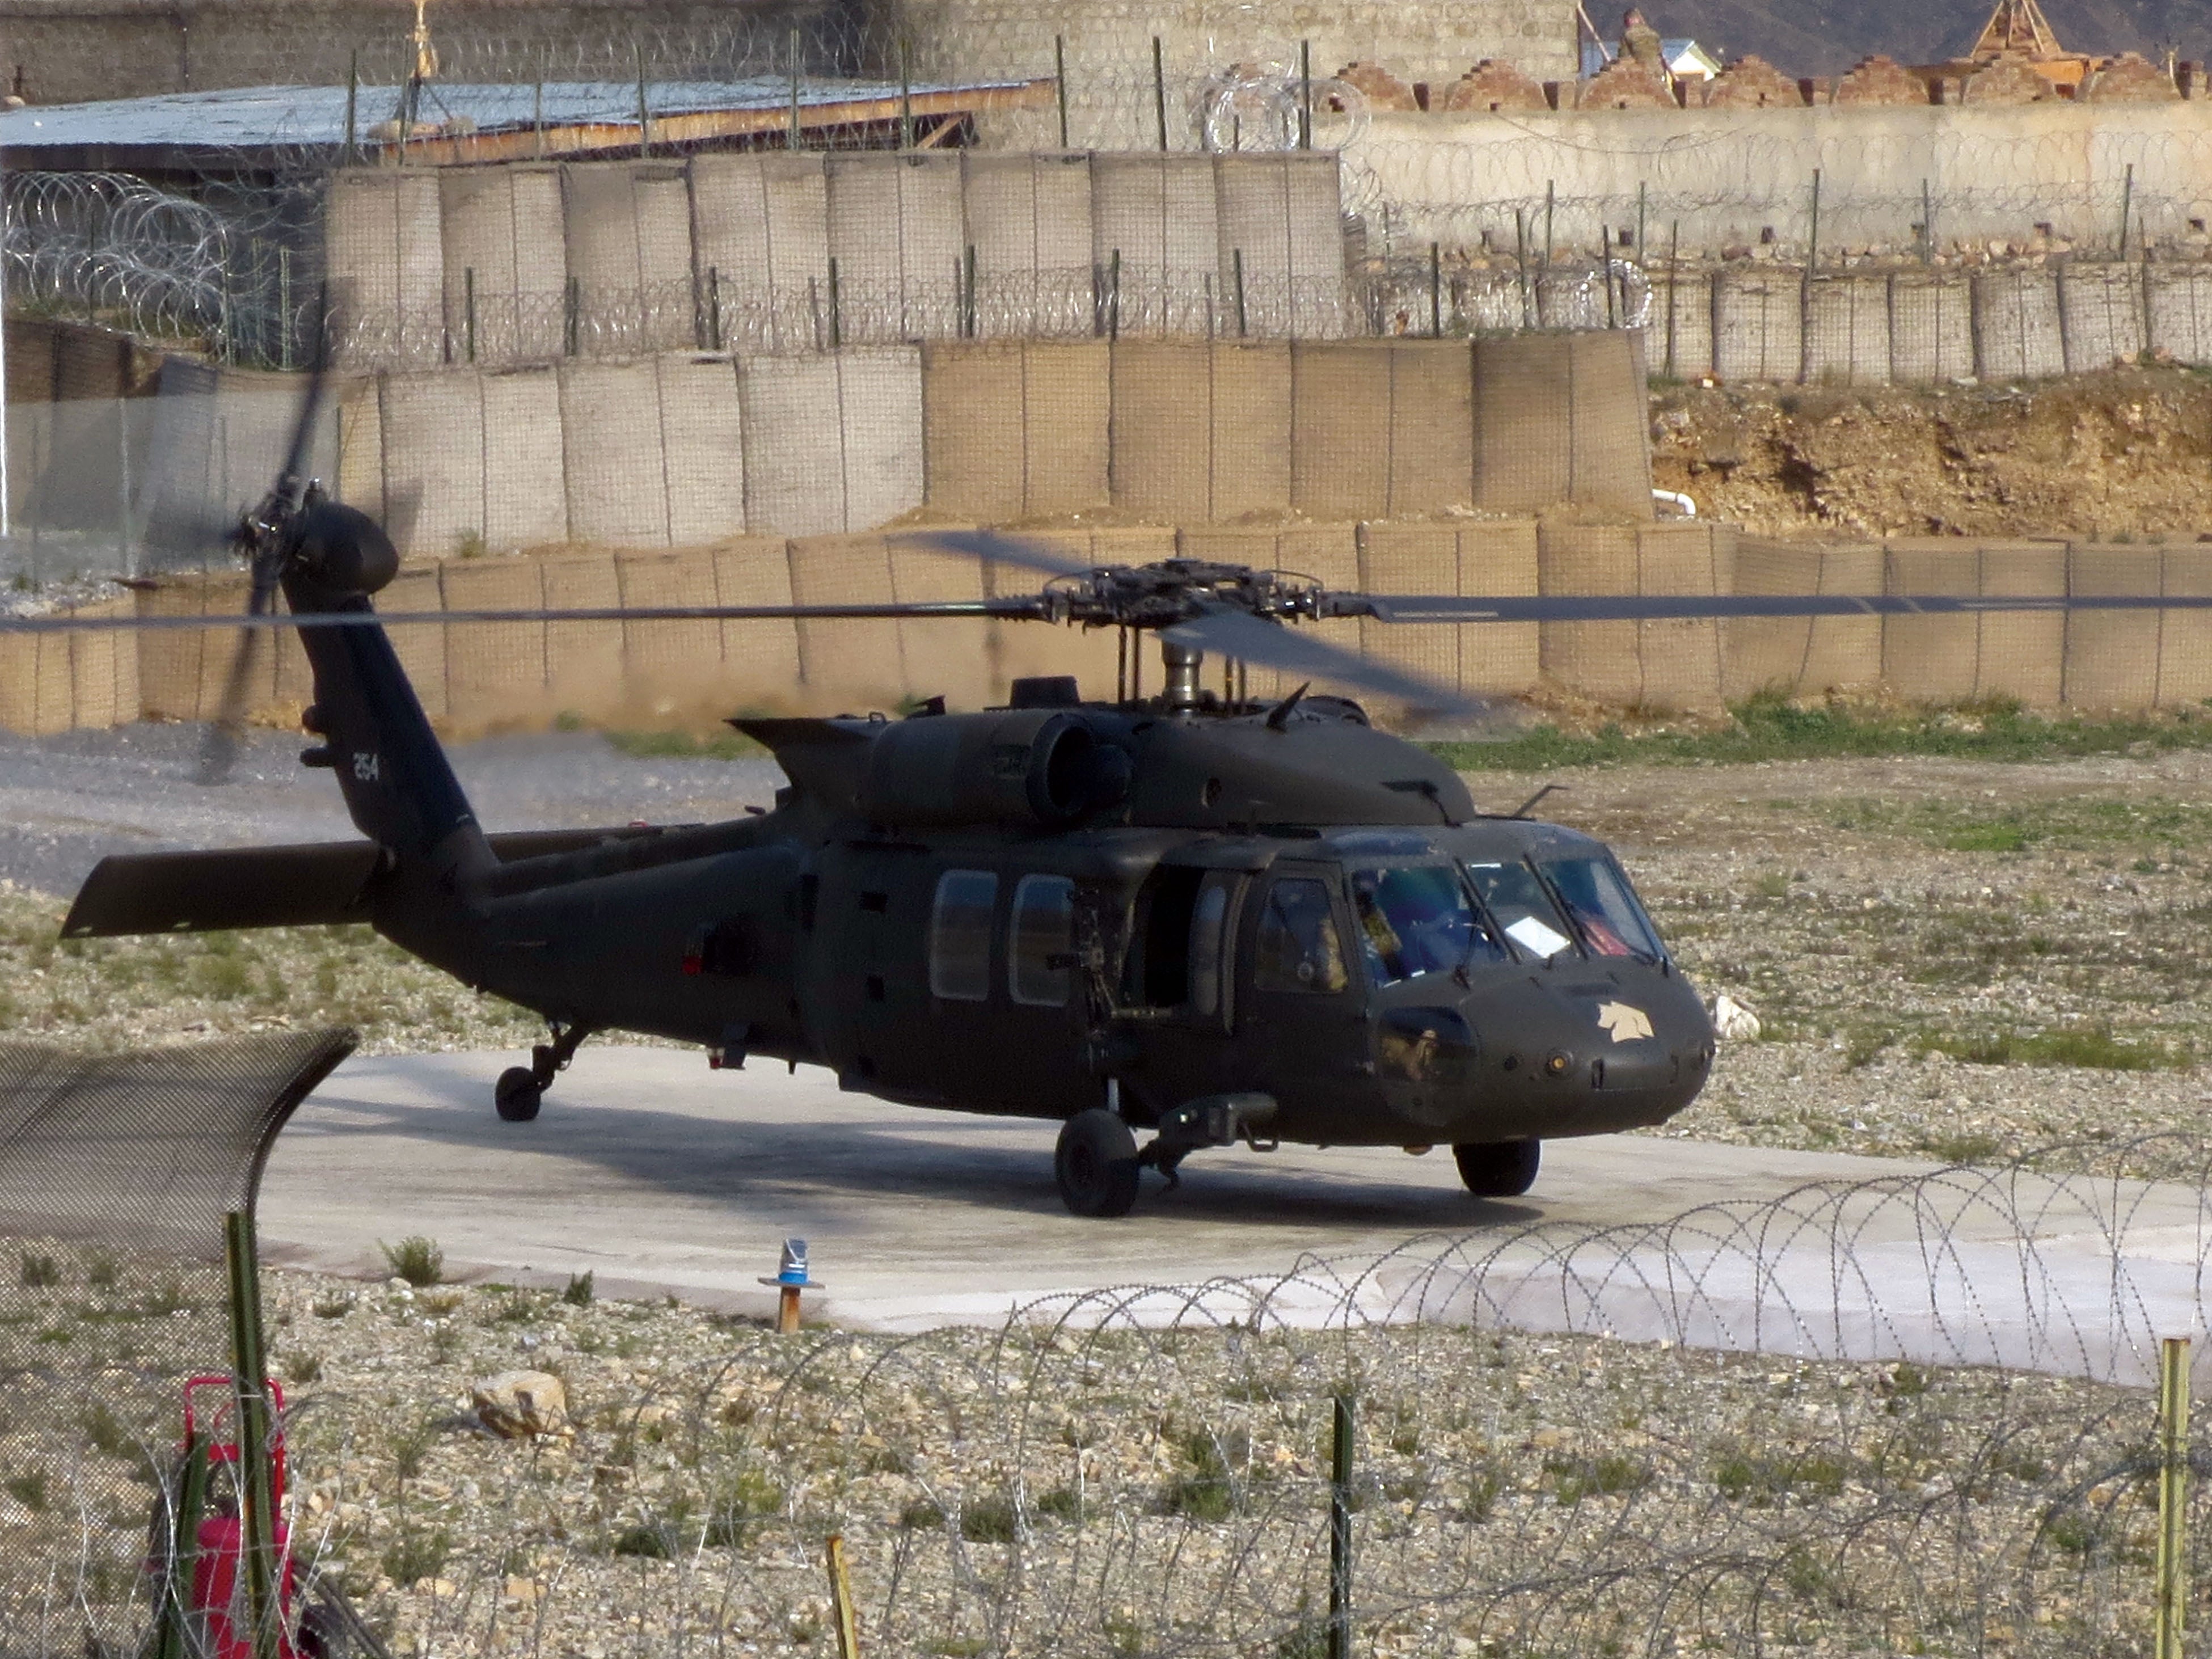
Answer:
[858,710,1132,828]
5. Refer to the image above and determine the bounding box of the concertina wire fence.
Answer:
[8,10,2212,371]
[14,1116,2212,1656]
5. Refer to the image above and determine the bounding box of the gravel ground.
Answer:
[1,1248,2184,1659]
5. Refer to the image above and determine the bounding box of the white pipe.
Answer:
[1652,488,1696,518]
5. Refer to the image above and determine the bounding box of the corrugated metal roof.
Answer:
[0,76,1031,154]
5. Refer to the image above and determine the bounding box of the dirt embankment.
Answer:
[1650,368,2212,538]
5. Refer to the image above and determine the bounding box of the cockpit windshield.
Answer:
[1463,859,1578,962]
[1347,865,1505,985]
[1539,854,1665,961]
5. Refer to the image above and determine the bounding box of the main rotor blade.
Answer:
[0,599,1033,635]
[1349,593,2210,623]
[1162,602,1481,714]
[917,529,1097,580]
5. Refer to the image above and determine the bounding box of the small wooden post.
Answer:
[762,1238,822,1335]
[2156,1335,2190,1659]
[827,1533,861,1658]
[778,1285,803,1333]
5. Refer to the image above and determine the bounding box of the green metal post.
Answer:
[464,265,476,363]
[1108,247,1121,341]
[1430,241,1443,336]
[1328,1394,1355,1659]
[1299,40,1312,150]
[1055,36,1069,148]
[964,243,978,337]
[1233,247,1247,337]
[225,1210,280,1659]
[2121,161,2136,256]
[150,1437,209,1659]
[788,28,802,150]
[827,255,841,348]
[899,36,913,149]
[2156,1335,2190,1659]
[634,40,651,156]
[343,51,359,165]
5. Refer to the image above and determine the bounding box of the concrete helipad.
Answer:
[257,1046,2212,1383]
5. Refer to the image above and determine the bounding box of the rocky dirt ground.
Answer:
[1650,366,2212,539]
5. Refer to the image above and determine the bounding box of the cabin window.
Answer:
[929,869,998,1001]
[1253,877,1349,994]
[1348,864,1501,985]
[1463,859,1576,962]
[1539,854,1665,962]
[1009,875,1075,1007]
[1189,880,1231,1017]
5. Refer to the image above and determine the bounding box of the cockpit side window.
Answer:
[1348,865,1504,985]
[1253,877,1350,994]
[1463,859,1578,962]
[1540,854,1665,962]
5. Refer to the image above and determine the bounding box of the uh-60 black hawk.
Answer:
[32,386,2196,1217]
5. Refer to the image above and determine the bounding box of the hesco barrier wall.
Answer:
[101,334,1648,562]
[18,527,2212,735]
[1641,260,2212,383]
[327,150,1350,370]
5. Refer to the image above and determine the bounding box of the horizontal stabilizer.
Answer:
[62,826,678,938]
[64,842,385,938]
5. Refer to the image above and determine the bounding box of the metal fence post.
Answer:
[899,36,913,150]
[464,265,477,364]
[1108,247,1121,341]
[343,50,359,164]
[1799,168,1820,385]
[1921,177,1934,265]
[788,27,802,150]
[1299,41,1312,150]
[2156,1335,2190,1659]
[1666,218,1680,377]
[1152,36,1168,151]
[827,255,842,349]
[634,39,651,157]
[1055,36,1069,148]
[225,1210,280,1659]
[1233,247,1247,337]
[1429,241,1442,336]
[2120,161,2136,257]
[1328,1394,1356,1659]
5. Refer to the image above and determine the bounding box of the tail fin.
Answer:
[292,589,489,874]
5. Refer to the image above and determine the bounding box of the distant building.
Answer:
[1580,37,1721,79]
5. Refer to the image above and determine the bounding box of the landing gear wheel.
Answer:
[1056,1109,1141,1218]
[1454,1138,1540,1197]
[495,1067,543,1122]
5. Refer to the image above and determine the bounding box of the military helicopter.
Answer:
[26,380,2206,1217]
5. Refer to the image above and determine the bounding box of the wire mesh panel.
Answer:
[1357,521,1458,691]
[541,546,626,700]
[1458,518,1542,697]
[690,153,834,357]
[617,544,725,697]
[2147,263,2212,365]
[324,169,445,370]
[737,352,847,536]
[563,160,698,359]
[1974,264,2067,381]
[479,362,572,550]
[0,1031,353,1656]
[887,533,998,709]
[1091,153,1222,335]
[711,537,804,701]
[2062,543,2171,709]
[825,153,965,345]
[1888,270,1976,382]
[921,340,1027,522]
[1804,273,1892,386]
[833,346,928,533]
[786,532,902,702]
[963,151,1096,341]
[1712,268,1801,385]
[441,552,550,708]
[1383,339,1475,516]
[1650,266,1712,379]
[1724,539,1885,698]
[1567,329,1654,513]
[1209,339,1295,520]
[560,358,672,547]
[1290,339,1391,521]
[438,162,568,368]
[1106,338,1210,521]
[658,354,749,545]
[380,368,487,559]
[2058,259,2148,372]
[1472,333,1573,510]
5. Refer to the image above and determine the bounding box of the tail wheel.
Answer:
[1453,1138,1540,1197]
[495,1067,542,1122]
[1055,1109,1141,1218]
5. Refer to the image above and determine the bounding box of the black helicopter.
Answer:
[28,385,2209,1217]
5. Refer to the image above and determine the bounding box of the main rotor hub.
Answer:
[1038,559,1324,631]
